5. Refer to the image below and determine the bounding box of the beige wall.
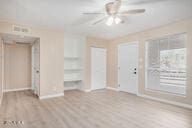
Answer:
[0,21,64,97]
[4,44,31,90]
[84,37,109,90]
[1,18,191,105]
[108,18,192,105]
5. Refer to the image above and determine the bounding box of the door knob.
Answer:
[36,71,39,73]
[134,72,137,74]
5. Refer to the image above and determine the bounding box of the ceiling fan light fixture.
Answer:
[114,17,122,24]
[106,16,114,26]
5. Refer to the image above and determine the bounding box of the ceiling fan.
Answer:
[83,0,145,26]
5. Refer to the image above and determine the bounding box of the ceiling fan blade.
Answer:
[122,0,169,5]
[82,12,104,15]
[119,9,145,15]
[16,42,31,45]
[71,15,97,26]
[92,17,107,25]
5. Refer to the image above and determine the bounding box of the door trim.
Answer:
[31,39,40,97]
[91,47,107,91]
[118,41,139,95]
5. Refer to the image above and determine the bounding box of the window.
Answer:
[146,33,187,95]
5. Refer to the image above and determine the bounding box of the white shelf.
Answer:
[64,57,80,60]
[64,68,83,71]
[64,79,82,82]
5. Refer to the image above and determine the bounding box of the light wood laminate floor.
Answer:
[0,90,192,128]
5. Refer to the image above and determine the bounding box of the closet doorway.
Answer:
[91,47,106,90]
[0,33,40,97]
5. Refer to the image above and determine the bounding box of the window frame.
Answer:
[145,32,187,96]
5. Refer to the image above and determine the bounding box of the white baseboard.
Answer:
[3,88,31,93]
[106,87,119,91]
[39,93,64,100]
[82,87,119,92]
[138,94,192,110]
[64,86,78,91]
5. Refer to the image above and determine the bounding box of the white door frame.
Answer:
[91,47,107,91]
[31,39,40,96]
[118,41,139,95]
[0,38,4,97]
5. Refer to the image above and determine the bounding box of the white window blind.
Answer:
[145,33,187,95]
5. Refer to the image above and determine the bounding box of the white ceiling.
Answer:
[0,0,192,39]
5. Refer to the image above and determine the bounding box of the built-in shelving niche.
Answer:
[64,35,86,90]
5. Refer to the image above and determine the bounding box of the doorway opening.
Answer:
[0,33,40,97]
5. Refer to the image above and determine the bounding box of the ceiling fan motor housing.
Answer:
[105,0,121,15]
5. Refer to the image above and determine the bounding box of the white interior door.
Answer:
[118,42,138,94]
[91,47,106,90]
[32,39,40,96]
